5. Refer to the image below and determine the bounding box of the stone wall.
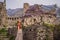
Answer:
[22,14,56,27]
[23,24,54,40]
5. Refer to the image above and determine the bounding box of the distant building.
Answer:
[0,0,23,27]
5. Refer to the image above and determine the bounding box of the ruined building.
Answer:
[0,0,57,27]
[22,3,57,40]
[0,1,59,40]
[22,3,56,27]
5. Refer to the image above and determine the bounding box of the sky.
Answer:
[0,0,60,9]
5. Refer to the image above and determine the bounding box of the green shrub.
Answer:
[43,22,55,31]
[0,28,7,36]
[9,36,15,40]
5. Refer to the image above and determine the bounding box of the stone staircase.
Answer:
[0,34,9,40]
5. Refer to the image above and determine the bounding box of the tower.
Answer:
[23,3,29,16]
[4,0,6,6]
[0,0,7,27]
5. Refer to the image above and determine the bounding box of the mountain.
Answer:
[7,5,60,17]
[7,8,23,17]
[41,5,60,17]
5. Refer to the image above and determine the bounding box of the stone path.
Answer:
[15,29,23,40]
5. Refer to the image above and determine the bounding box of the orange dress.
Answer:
[17,21,22,30]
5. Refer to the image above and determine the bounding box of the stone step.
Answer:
[0,38,9,40]
[0,35,7,38]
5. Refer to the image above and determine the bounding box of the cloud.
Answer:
[16,0,21,2]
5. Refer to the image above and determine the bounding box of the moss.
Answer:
[43,22,55,31]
